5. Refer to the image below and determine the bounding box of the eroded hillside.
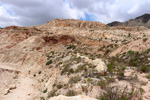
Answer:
[1,19,150,100]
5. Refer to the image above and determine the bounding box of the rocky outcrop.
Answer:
[93,59,107,74]
[77,53,107,74]
[46,19,108,29]
[42,35,77,45]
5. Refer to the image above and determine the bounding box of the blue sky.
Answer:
[0,0,150,27]
[80,12,96,21]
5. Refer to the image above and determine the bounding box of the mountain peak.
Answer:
[107,13,150,28]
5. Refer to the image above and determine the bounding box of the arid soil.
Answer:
[1,19,150,100]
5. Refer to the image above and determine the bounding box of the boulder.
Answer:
[94,59,107,74]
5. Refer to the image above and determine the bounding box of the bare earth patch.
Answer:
[0,64,39,100]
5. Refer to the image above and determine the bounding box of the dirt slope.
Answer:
[1,19,150,100]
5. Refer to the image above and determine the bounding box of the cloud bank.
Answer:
[0,0,150,27]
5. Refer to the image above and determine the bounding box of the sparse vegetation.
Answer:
[46,60,53,65]
[2,16,150,100]
[99,85,142,100]
[75,64,87,73]
[47,89,57,98]
[112,49,150,73]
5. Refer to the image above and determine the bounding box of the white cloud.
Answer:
[0,0,84,26]
[0,0,150,26]
[0,6,18,26]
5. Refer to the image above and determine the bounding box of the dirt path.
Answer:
[0,64,39,100]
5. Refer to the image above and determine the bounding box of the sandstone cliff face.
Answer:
[44,19,108,29]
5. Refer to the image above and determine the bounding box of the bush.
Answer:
[97,80,107,89]
[56,84,63,89]
[66,90,76,96]
[128,59,138,67]
[33,74,36,77]
[140,66,149,73]
[43,88,47,93]
[40,97,45,100]
[99,85,142,100]
[69,76,81,84]
[46,60,53,65]
[117,66,126,80]
[38,71,41,74]
[105,49,111,55]
[144,48,150,54]
[127,50,134,54]
[75,64,87,73]
[47,89,57,98]
[61,66,74,75]
[143,38,148,42]
[67,45,76,49]
[50,51,55,55]
[107,62,114,74]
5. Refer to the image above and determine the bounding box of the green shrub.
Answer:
[81,86,88,93]
[43,88,47,93]
[105,49,111,55]
[56,84,63,89]
[145,74,150,79]
[107,62,114,74]
[67,45,76,49]
[128,59,138,67]
[97,80,107,89]
[61,66,74,75]
[53,83,57,88]
[75,64,87,73]
[47,89,57,98]
[144,48,150,54]
[66,90,76,96]
[127,50,134,54]
[128,33,131,37]
[99,85,142,100]
[38,71,41,74]
[40,97,45,100]
[87,78,92,82]
[50,51,55,55]
[140,66,149,73]
[143,38,148,42]
[117,66,126,80]
[33,74,36,77]
[69,76,81,83]
[46,60,53,65]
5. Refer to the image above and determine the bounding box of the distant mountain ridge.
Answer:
[107,14,150,28]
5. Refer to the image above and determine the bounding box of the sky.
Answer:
[0,0,150,27]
